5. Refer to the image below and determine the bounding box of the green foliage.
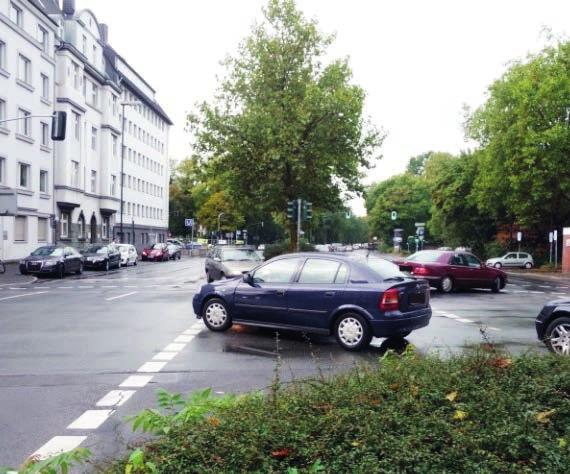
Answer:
[367,174,431,244]
[264,240,315,260]
[311,213,368,244]
[188,0,383,249]
[125,449,157,474]
[195,191,244,234]
[406,151,433,176]
[109,351,570,473]
[1,448,91,474]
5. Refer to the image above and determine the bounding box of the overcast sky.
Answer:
[77,0,569,215]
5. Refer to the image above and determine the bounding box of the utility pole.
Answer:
[296,198,302,252]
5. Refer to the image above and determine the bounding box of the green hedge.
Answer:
[107,349,570,473]
[264,241,315,260]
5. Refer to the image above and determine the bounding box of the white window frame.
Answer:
[41,73,49,100]
[61,212,69,238]
[91,127,97,150]
[102,217,109,239]
[0,99,5,124]
[14,216,27,242]
[0,40,6,70]
[18,162,30,188]
[38,25,48,53]
[38,217,48,242]
[40,121,49,146]
[39,169,48,193]
[17,108,31,136]
[73,112,81,140]
[70,160,79,188]
[17,54,31,84]
[111,175,116,196]
[90,169,97,193]
[112,135,118,157]
[10,3,22,27]
[0,157,5,184]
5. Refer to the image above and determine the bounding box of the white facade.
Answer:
[0,0,58,261]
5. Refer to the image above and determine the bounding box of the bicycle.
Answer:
[0,258,5,274]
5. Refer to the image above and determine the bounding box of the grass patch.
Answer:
[104,348,570,473]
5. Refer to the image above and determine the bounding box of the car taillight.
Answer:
[413,266,429,275]
[379,288,400,311]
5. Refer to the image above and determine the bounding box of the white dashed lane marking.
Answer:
[96,390,136,407]
[32,436,87,460]
[119,375,154,388]
[435,310,501,331]
[67,410,115,430]
[105,291,138,301]
[0,291,49,302]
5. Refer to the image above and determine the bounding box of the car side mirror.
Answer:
[243,272,253,284]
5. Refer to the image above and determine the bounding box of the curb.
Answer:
[506,271,570,284]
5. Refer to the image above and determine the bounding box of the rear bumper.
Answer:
[370,308,432,338]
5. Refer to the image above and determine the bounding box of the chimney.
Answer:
[100,23,109,43]
[62,0,75,16]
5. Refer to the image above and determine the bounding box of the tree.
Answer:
[196,191,244,236]
[367,174,431,244]
[467,40,570,235]
[406,151,433,176]
[168,158,201,238]
[188,0,383,250]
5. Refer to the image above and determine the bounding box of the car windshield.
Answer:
[366,259,407,280]
[85,245,107,254]
[221,249,261,261]
[117,245,130,253]
[406,250,444,263]
[31,247,63,257]
[151,244,164,250]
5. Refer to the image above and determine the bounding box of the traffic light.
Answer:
[51,111,67,141]
[303,201,313,220]
[287,200,297,220]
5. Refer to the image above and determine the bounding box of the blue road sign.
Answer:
[185,218,194,227]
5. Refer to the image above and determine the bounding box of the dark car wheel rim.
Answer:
[205,302,227,328]
[550,323,570,355]
[338,317,363,347]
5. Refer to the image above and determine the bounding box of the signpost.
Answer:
[185,218,195,252]
[554,230,558,267]
[549,232,553,264]
[391,211,398,221]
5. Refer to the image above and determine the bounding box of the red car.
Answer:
[141,243,170,262]
[394,250,507,293]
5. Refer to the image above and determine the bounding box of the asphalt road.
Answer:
[0,252,563,469]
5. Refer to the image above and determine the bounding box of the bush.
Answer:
[264,240,315,260]
[109,350,570,473]
[483,240,506,260]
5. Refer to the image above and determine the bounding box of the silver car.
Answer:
[486,252,534,269]
[205,246,263,282]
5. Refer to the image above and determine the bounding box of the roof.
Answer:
[28,0,60,26]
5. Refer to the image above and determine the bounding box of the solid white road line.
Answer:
[152,351,178,361]
[0,291,48,302]
[163,342,186,352]
[137,361,167,373]
[9,287,27,290]
[105,291,138,301]
[174,335,195,343]
[119,375,153,388]
[31,436,87,460]
[457,318,474,323]
[67,410,114,430]
[96,390,136,407]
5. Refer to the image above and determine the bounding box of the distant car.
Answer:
[193,253,431,351]
[167,243,182,260]
[19,246,83,278]
[536,300,570,355]
[257,244,266,251]
[486,252,534,269]
[82,244,121,271]
[141,243,170,262]
[315,244,329,252]
[394,250,507,293]
[353,243,361,250]
[167,238,184,247]
[185,241,203,250]
[205,245,263,282]
[117,244,138,267]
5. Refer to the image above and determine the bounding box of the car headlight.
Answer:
[43,260,57,267]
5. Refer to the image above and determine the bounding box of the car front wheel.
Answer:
[544,316,570,355]
[524,262,533,269]
[334,313,372,351]
[202,298,232,332]
[439,276,454,293]
[491,277,502,293]
[494,262,502,269]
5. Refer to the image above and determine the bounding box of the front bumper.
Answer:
[192,293,202,317]
[370,308,432,338]
[84,260,106,269]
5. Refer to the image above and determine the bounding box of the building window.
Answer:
[10,3,22,27]
[91,83,98,107]
[38,217,48,242]
[82,75,87,97]
[17,54,31,84]
[78,215,85,239]
[71,160,79,187]
[40,170,48,193]
[82,35,87,55]
[41,74,49,100]
[14,216,27,242]
[112,135,118,157]
[92,45,97,64]
[73,112,81,140]
[18,108,31,136]
[41,122,49,146]
[18,163,30,188]
[72,62,80,89]
[0,41,6,70]
[91,127,97,150]
[0,157,4,184]
[61,212,69,238]
[90,170,96,193]
[38,26,48,53]
[0,99,5,123]
[111,175,117,196]
[102,217,109,239]
[112,95,118,115]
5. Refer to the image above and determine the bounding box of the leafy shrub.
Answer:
[109,350,570,473]
[483,240,506,260]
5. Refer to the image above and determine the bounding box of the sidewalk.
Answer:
[0,262,37,286]
[506,269,570,285]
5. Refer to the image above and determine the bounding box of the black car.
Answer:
[19,246,83,278]
[536,299,570,355]
[81,244,121,271]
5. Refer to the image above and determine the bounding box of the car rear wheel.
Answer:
[494,262,502,269]
[203,298,232,332]
[544,316,570,355]
[524,262,533,269]
[76,263,83,275]
[334,313,372,351]
[491,277,502,293]
[439,276,454,293]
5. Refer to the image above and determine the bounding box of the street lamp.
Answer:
[217,212,225,244]
[119,101,140,243]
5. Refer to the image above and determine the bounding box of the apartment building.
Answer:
[0,0,59,261]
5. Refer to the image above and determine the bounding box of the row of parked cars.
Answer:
[19,241,184,278]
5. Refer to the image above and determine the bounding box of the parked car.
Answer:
[394,250,507,293]
[205,245,263,282]
[19,246,83,278]
[81,244,121,271]
[167,238,184,247]
[185,241,203,250]
[193,253,431,351]
[257,244,266,251]
[486,252,534,269]
[141,243,170,261]
[536,299,570,355]
[167,243,182,260]
[117,244,138,267]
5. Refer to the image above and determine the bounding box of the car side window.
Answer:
[505,253,516,259]
[335,264,349,284]
[464,254,481,268]
[64,247,72,257]
[253,258,302,284]
[297,259,340,284]
[450,255,467,266]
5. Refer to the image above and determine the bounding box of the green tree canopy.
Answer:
[188,0,383,249]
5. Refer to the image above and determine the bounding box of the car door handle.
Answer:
[324,291,335,297]
[275,289,286,296]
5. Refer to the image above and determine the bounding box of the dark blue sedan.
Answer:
[192,253,432,351]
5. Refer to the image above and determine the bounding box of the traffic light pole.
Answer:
[297,198,302,252]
